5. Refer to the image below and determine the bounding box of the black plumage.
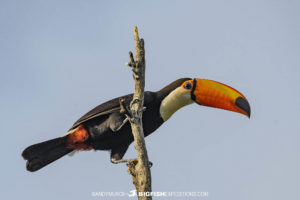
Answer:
[22,78,191,171]
[73,78,191,160]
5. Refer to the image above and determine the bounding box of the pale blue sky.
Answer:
[1,0,300,199]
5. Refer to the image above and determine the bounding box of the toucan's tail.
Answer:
[22,136,72,172]
[22,125,91,172]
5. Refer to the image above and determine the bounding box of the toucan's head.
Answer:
[159,78,250,121]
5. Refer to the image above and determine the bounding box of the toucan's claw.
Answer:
[126,159,152,168]
[111,158,152,168]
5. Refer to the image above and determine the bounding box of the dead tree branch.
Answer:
[125,26,152,200]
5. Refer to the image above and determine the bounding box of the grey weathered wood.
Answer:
[126,26,152,200]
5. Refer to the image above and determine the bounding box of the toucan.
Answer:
[22,78,250,172]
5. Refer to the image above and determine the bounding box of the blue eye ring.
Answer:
[184,82,192,90]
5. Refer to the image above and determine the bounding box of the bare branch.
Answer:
[125,26,152,200]
[125,51,135,67]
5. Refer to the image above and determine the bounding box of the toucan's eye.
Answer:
[184,82,192,90]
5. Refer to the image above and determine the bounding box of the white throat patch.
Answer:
[159,87,194,121]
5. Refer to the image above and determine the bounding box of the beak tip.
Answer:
[235,97,251,119]
[246,108,251,119]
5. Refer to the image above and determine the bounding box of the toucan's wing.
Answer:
[69,91,157,131]
[69,93,134,130]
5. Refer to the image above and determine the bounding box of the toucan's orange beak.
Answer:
[192,79,251,118]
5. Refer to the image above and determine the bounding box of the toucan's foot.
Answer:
[125,159,153,168]
[111,158,152,168]
[126,159,138,166]
[111,158,132,164]
[126,159,153,168]
[111,118,129,132]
